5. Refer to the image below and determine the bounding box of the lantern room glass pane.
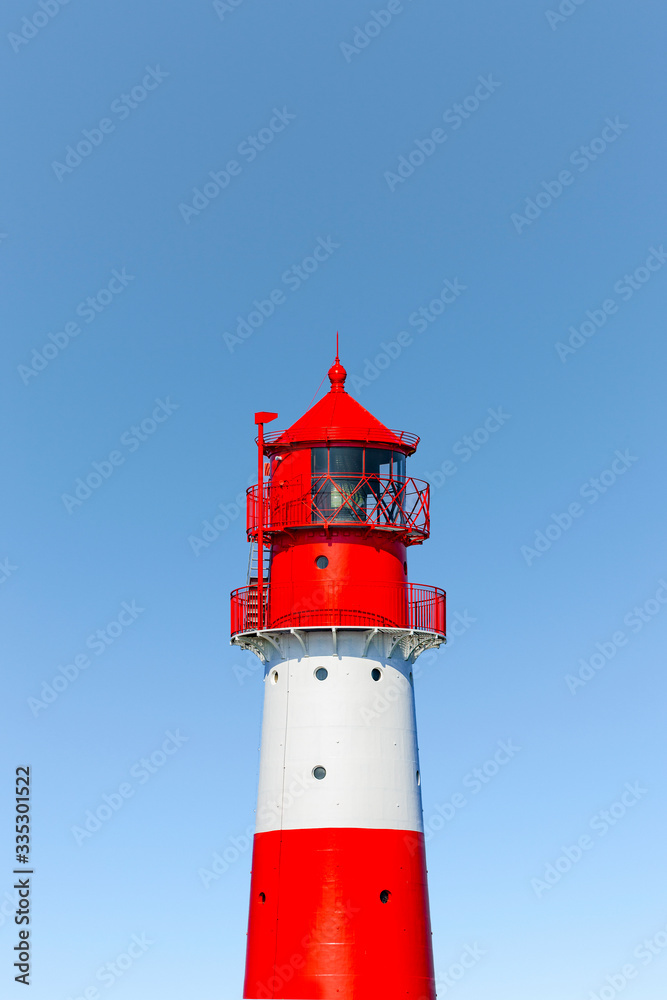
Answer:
[328,447,363,475]
[393,452,406,482]
[310,446,408,525]
[312,448,328,474]
[312,447,364,522]
[311,447,405,478]
[365,449,406,483]
[365,449,406,527]
[365,448,392,478]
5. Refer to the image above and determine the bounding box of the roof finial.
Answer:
[328,332,347,392]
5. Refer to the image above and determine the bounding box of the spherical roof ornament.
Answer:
[328,332,347,392]
[328,355,347,392]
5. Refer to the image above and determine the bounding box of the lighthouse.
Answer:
[231,352,446,999]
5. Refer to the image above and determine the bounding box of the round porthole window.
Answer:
[416,771,421,786]
[371,668,382,681]
[315,555,329,569]
[312,766,326,780]
[380,889,391,904]
[270,670,279,684]
[315,667,328,681]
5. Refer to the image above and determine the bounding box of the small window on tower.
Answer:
[315,555,328,569]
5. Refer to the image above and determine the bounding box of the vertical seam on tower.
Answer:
[270,647,291,995]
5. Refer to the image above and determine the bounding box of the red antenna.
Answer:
[308,332,341,407]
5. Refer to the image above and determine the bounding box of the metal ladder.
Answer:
[245,541,270,629]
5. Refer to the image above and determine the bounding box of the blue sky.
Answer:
[2,1,666,997]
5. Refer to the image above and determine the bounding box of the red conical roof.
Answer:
[263,354,419,455]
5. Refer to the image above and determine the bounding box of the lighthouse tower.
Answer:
[231,353,446,999]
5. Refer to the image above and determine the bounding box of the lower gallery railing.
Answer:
[230,582,446,636]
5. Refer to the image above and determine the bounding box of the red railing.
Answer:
[230,582,446,637]
[262,426,420,452]
[246,475,429,543]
